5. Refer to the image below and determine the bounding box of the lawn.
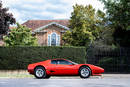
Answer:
[0,70,34,78]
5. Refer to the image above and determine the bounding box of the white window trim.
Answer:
[48,34,51,46]
[48,32,60,46]
[57,35,60,46]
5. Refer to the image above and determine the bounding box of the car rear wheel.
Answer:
[79,66,91,78]
[34,66,47,79]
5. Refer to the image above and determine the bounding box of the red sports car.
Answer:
[28,59,104,79]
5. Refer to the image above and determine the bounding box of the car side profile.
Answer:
[28,59,104,79]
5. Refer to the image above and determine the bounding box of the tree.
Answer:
[0,1,15,37]
[3,23,38,46]
[99,0,130,47]
[63,4,106,46]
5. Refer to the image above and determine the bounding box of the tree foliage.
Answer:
[3,23,38,46]
[63,4,106,46]
[100,0,130,30]
[99,0,130,47]
[0,1,15,36]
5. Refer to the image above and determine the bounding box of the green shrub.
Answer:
[0,46,86,70]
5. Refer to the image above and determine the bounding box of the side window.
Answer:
[51,60,57,64]
[57,60,73,65]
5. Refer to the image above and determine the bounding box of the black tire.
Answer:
[79,66,91,78]
[45,75,51,79]
[34,66,47,79]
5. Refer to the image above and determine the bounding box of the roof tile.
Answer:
[22,20,69,31]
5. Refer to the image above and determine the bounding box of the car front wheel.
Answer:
[79,66,91,78]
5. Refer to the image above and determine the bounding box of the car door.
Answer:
[47,60,58,75]
[55,60,78,75]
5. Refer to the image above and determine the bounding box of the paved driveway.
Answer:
[0,76,130,87]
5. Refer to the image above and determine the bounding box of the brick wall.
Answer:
[0,40,4,46]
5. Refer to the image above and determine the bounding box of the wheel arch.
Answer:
[34,65,46,71]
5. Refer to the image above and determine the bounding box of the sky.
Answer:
[1,0,104,24]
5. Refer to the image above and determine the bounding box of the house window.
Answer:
[48,32,60,46]
[57,35,60,46]
[51,33,56,46]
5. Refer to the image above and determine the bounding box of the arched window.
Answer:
[48,32,60,46]
[51,33,56,46]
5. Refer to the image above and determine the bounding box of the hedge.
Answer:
[0,46,86,70]
[98,57,130,72]
[87,46,130,73]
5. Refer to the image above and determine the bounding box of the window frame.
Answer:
[51,33,57,46]
[51,60,57,64]
[47,32,60,46]
[57,59,73,65]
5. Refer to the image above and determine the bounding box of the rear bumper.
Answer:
[28,69,34,75]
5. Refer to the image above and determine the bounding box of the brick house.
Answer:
[23,20,69,46]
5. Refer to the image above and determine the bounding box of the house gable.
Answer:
[34,22,69,33]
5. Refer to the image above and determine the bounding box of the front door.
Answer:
[55,59,78,75]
